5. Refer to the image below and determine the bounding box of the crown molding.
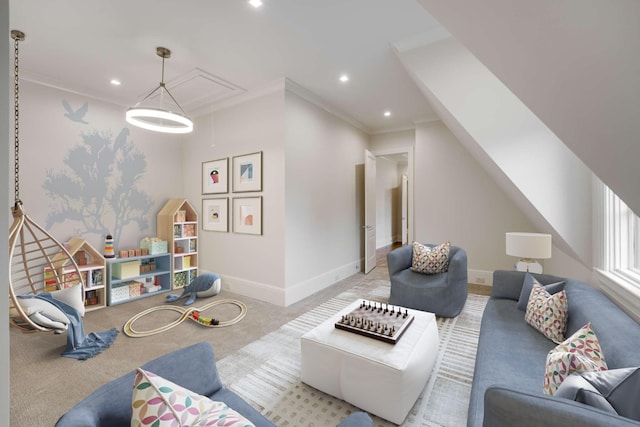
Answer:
[283,78,370,134]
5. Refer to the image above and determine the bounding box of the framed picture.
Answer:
[233,196,262,235]
[202,198,228,232]
[232,151,262,192]
[202,158,229,194]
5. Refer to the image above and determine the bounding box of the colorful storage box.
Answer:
[143,284,161,293]
[140,238,168,255]
[174,271,188,288]
[129,281,143,297]
[183,224,196,237]
[111,285,130,303]
[112,260,141,279]
[175,210,186,223]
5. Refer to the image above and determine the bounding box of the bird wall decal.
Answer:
[62,99,89,124]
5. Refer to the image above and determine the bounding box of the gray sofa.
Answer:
[55,341,373,427]
[387,244,468,317]
[468,270,640,426]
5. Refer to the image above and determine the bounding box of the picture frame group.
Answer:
[201,151,263,235]
[201,196,262,235]
[202,152,262,195]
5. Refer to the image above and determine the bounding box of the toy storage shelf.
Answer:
[106,253,171,306]
[51,237,106,312]
[157,198,199,290]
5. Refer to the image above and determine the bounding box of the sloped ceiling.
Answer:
[395,37,593,267]
[417,0,640,216]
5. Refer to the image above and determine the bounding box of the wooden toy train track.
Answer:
[123,299,247,338]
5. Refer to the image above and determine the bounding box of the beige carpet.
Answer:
[9,248,489,426]
[217,279,488,426]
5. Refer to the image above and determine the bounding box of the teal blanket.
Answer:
[22,293,118,360]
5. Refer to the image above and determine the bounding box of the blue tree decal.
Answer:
[43,127,152,247]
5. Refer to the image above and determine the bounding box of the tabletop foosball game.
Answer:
[334,299,414,344]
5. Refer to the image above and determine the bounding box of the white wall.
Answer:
[370,129,415,153]
[183,90,286,304]
[284,89,369,304]
[15,81,183,252]
[414,120,537,272]
[183,84,368,307]
[2,0,11,422]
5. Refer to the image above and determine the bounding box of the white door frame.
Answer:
[401,174,409,245]
[371,146,414,245]
[364,149,377,273]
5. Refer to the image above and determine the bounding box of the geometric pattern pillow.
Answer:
[543,323,608,395]
[524,284,568,344]
[517,272,565,311]
[131,368,255,427]
[410,241,450,274]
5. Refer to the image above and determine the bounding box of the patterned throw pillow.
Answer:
[131,368,255,427]
[524,284,568,344]
[543,323,608,395]
[410,241,451,274]
[516,272,565,311]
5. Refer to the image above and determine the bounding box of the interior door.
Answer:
[364,150,377,273]
[401,174,408,245]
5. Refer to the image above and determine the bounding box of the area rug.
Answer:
[217,279,488,427]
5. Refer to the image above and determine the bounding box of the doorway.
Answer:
[363,147,414,274]
[375,152,410,249]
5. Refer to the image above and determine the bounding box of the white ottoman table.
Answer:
[300,299,439,424]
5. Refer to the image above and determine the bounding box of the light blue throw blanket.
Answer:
[21,293,118,360]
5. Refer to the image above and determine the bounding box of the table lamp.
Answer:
[505,232,552,274]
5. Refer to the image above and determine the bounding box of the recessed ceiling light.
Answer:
[249,0,263,8]
[339,74,349,83]
[384,111,391,117]
[110,79,121,86]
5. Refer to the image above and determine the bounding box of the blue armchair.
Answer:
[387,244,468,317]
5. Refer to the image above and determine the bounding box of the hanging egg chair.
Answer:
[8,30,85,333]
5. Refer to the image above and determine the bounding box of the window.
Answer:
[595,177,640,299]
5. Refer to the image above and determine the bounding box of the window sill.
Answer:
[594,268,640,323]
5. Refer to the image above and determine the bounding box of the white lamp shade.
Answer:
[505,232,552,259]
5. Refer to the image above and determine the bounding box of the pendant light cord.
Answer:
[11,30,25,207]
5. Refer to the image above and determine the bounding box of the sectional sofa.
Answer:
[468,270,640,426]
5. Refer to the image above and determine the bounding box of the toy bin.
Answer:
[112,260,141,279]
[140,238,168,255]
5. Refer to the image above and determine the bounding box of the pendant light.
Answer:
[126,47,193,134]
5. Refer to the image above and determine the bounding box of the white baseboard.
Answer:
[205,268,285,306]
[468,269,493,286]
[376,237,395,249]
[208,261,362,307]
[284,260,362,306]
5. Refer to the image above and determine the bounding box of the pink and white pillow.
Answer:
[131,368,255,427]
[410,241,451,274]
[524,284,568,344]
[544,322,608,395]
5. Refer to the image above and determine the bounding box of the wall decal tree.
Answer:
[43,127,153,248]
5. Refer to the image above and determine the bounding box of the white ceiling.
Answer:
[9,0,442,134]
